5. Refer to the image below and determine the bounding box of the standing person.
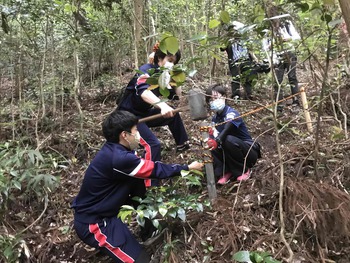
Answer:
[71,110,203,263]
[221,21,258,100]
[205,84,261,185]
[262,12,301,111]
[117,42,189,186]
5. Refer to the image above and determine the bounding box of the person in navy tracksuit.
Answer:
[71,110,203,263]
[205,84,261,185]
[117,43,189,187]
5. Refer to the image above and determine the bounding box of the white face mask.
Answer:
[163,61,174,70]
[125,131,141,150]
[210,98,225,112]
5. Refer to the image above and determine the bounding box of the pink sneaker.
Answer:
[217,172,233,185]
[237,169,251,181]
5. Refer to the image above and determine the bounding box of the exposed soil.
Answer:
[1,62,350,263]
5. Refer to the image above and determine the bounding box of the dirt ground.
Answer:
[2,61,350,263]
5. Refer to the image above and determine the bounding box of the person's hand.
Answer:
[158,102,174,118]
[188,161,204,171]
[206,138,218,150]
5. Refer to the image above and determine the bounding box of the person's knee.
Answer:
[135,249,151,263]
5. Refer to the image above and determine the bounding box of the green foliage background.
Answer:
[0,0,347,262]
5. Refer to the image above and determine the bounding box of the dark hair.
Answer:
[205,84,227,103]
[153,48,181,65]
[102,110,139,143]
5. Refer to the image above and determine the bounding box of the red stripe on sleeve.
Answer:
[136,74,149,85]
[140,137,152,161]
[135,159,154,178]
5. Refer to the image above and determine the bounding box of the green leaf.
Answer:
[131,196,143,203]
[189,169,203,176]
[296,3,309,12]
[265,257,281,263]
[158,71,171,89]
[168,208,177,218]
[180,170,190,177]
[152,219,160,228]
[120,205,135,211]
[118,207,134,222]
[188,34,207,41]
[146,77,159,85]
[324,14,332,23]
[259,252,271,258]
[209,19,221,29]
[196,203,203,212]
[10,170,18,177]
[171,72,186,84]
[177,207,186,221]
[253,252,264,263]
[4,246,14,259]
[188,69,197,77]
[34,150,44,162]
[136,214,145,227]
[161,37,179,55]
[159,206,168,217]
[28,151,35,164]
[59,225,70,234]
[220,11,230,24]
[233,251,252,262]
[13,180,21,190]
[159,40,167,54]
[159,87,170,98]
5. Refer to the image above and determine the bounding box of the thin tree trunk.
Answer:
[51,21,57,117]
[186,5,195,70]
[73,0,83,117]
[39,17,49,119]
[73,51,83,116]
[133,0,143,68]
[339,0,350,37]
[14,49,22,101]
[313,28,333,181]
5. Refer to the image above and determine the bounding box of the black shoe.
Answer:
[277,105,284,112]
[292,100,300,106]
[176,142,190,152]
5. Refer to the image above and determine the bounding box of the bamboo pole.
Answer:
[300,86,313,133]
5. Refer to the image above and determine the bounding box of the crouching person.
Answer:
[71,110,203,263]
[205,84,261,185]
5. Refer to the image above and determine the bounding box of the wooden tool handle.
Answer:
[138,106,188,123]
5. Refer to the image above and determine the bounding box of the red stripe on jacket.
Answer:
[140,137,153,187]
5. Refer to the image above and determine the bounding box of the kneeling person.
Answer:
[205,84,261,185]
[71,110,203,263]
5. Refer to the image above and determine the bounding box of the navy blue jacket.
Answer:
[118,63,177,116]
[212,105,253,142]
[71,140,188,223]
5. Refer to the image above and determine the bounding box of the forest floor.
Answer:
[3,63,350,263]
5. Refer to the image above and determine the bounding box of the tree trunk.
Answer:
[133,0,144,68]
[39,17,49,119]
[339,0,350,37]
